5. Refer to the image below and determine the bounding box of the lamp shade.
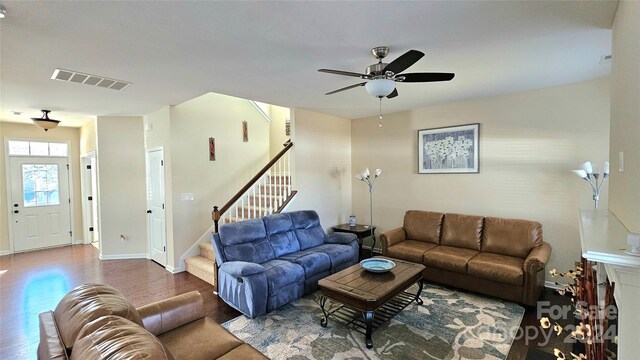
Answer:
[572,169,588,179]
[580,161,593,174]
[603,162,610,175]
[365,79,395,98]
[31,110,60,132]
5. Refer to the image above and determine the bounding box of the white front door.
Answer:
[9,156,72,251]
[146,148,167,266]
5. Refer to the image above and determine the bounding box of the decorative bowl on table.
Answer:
[360,258,396,273]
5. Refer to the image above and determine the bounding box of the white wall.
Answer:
[269,105,290,158]
[351,78,610,278]
[168,93,270,268]
[609,0,640,232]
[0,123,83,252]
[80,118,97,156]
[289,108,352,230]
[96,116,147,258]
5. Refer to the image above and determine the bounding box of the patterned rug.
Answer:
[222,284,524,360]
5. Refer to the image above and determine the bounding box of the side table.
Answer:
[332,224,376,260]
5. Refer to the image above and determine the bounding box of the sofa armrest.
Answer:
[137,291,205,336]
[325,232,357,245]
[38,311,68,360]
[219,261,266,277]
[524,242,551,273]
[380,227,406,254]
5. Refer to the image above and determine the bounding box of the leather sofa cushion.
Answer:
[386,240,438,263]
[482,217,543,258]
[217,344,268,360]
[71,315,171,360]
[159,317,244,360]
[423,246,479,273]
[53,283,142,352]
[403,211,445,244]
[467,252,524,286]
[441,213,484,251]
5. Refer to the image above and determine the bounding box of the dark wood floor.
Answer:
[0,245,570,359]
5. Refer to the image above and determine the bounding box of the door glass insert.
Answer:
[22,164,60,207]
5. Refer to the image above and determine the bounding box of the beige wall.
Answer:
[80,118,97,156]
[609,0,640,232]
[143,106,175,267]
[168,93,270,268]
[96,116,147,257]
[0,123,83,252]
[269,105,291,158]
[351,78,610,278]
[289,108,352,230]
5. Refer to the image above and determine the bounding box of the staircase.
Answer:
[184,141,296,288]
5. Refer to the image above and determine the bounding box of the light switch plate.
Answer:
[180,193,194,201]
[618,152,624,172]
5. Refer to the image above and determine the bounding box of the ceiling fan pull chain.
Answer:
[379,98,383,128]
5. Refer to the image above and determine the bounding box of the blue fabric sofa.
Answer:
[211,210,358,318]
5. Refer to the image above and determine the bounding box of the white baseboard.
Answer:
[99,253,148,260]
[74,239,84,245]
[544,280,565,290]
[0,249,12,256]
[166,264,184,274]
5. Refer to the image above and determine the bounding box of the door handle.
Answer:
[147,210,152,214]
[13,210,19,214]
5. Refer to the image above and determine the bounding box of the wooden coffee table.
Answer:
[317,257,425,348]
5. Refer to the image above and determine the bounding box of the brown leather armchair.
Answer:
[381,211,552,306]
[38,283,267,360]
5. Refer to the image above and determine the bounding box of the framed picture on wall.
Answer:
[418,123,479,174]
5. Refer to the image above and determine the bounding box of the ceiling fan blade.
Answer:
[386,88,398,99]
[383,50,425,75]
[325,82,366,95]
[318,69,369,78]
[399,73,455,82]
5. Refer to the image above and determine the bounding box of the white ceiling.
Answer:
[0,1,617,126]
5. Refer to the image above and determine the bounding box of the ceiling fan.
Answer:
[318,46,455,99]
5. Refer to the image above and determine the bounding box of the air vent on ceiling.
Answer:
[51,68,132,91]
[599,54,612,65]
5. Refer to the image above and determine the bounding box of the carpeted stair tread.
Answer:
[198,242,216,261]
[185,255,216,286]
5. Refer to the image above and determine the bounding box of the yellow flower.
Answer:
[554,323,563,336]
[550,269,558,276]
[540,317,551,329]
[554,348,566,360]
[570,353,587,359]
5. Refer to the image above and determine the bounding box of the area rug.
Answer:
[222,284,525,360]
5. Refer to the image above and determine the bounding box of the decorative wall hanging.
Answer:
[285,118,291,136]
[418,123,479,174]
[242,121,248,142]
[209,137,216,161]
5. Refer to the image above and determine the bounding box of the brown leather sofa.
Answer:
[381,211,552,306]
[38,283,267,360]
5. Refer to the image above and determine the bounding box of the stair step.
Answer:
[267,174,291,185]
[185,255,216,286]
[198,242,216,261]
[247,194,280,207]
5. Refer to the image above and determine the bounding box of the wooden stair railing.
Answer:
[212,140,294,232]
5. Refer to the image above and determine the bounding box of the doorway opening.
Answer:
[81,152,99,251]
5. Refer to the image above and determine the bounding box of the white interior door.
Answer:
[9,156,72,252]
[146,148,167,266]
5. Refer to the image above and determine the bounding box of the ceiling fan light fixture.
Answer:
[365,79,395,98]
[31,110,61,132]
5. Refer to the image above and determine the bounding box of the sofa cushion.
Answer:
[158,317,244,360]
[403,211,445,244]
[386,240,438,263]
[264,213,293,235]
[219,219,275,263]
[279,251,331,278]
[218,344,268,360]
[53,283,142,352]
[311,244,357,269]
[441,213,484,251]
[262,259,305,292]
[467,252,524,286]
[482,217,543,258]
[290,210,325,250]
[423,246,479,273]
[71,315,171,360]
